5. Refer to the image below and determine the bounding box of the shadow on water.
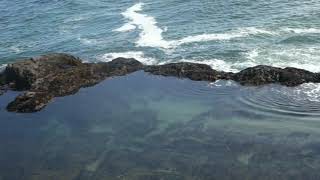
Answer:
[1,71,320,180]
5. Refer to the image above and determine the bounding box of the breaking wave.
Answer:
[114,3,277,49]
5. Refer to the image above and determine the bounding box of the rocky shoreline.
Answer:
[0,53,319,113]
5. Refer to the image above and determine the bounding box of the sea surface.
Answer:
[1,0,320,179]
[1,0,320,71]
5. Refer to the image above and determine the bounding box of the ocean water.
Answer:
[2,0,320,179]
[1,0,320,72]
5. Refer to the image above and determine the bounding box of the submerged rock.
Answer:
[0,53,319,113]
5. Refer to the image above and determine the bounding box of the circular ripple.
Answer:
[236,83,320,118]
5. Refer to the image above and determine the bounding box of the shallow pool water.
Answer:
[1,72,320,180]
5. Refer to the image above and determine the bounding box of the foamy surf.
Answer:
[99,52,241,72]
[165,46,320,73]
[181,59,239,73]
[242,47,320,73]
[111,3,320,75]
[187,45,320,73]
[114,23,136,32]
[173,27,276,46]
[115,3,172,48]
[115,3,278,49]
[283,28,320,34]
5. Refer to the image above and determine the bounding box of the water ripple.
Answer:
[237,84,320,119]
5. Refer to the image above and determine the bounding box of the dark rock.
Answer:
[145,63,320,87]
[144,62,233,81]
[280,67,320,86]
[1,53,319,113]
[4,54,83,90]
[232,65,283,86]
[233,65,319,86]
[0,85,8,96]
[6,92,53,113]
[1,54,143,113]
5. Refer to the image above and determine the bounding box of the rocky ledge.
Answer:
[0,53,319,113]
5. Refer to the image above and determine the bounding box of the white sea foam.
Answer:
[174,27,276,46]
[283,28,320,34]
[116,3,172,48]
[113,3,320,77]
[181,59,239,72]
[210,46,320,73]
[99,46,320,75]
[242,47,320,73]
[78,37,98,45]
[115,4,319,49]
[100,52,240,72]
[114,23,136,32]
[100,51,157,65]
[116,3,276,49]
[239,27,277,35]
[190,46,320,73]
[174,33,244,46]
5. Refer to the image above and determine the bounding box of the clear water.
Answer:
[2,0,320,179]
[1,72,320,179]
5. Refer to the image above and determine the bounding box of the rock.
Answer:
[1,53,320,113]
[144,62,233,81]
[233,65,320,86]
[6,92,53,113]
[4,54,83,90]
[146,64,320,87]
[1,54,143,113]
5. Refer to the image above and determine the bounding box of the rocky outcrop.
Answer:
[145,63,320,86]
[144,63,233,81]
[0,54,143,113]
[0,53,319,113]
[233,65,320,86]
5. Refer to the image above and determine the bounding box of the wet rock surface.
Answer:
[146,63,320,86]
[0,54,143,112]
[1,53,320,113]
[233,65,320,86]
[144,62,233,81]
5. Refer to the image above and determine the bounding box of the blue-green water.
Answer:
[2,0,320,179]
[1,72,320,179]
[1,0,320,72]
